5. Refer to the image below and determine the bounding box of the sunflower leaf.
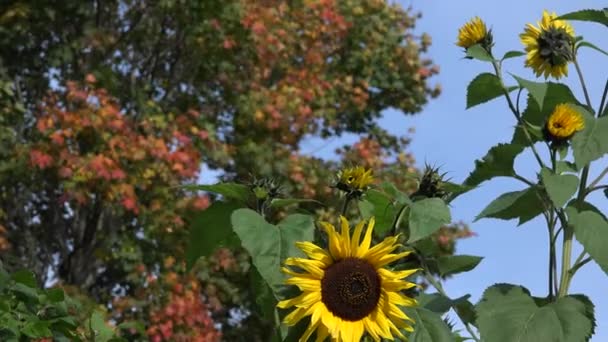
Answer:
[477,284,595,342]
[465,44,494,61]
[406,308,454,342]
[436,255,483,277]
[407,198,451,242]
[186,201,242,269]
[466,73,505,109]
[566,206,608,275]
[183,182,251,204]
[577,41,608,57]
[571,109,608,169]
[502,50,525,60]
[464,143,525,187]
[512,75,548,111]
[540,168,578,208]
[475,186,545,226]
[231,209,315,294]
[557,9,608,27]
[359,189,397,235]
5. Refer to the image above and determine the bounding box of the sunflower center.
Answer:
[321,257,381,321]
[537,27,573,66]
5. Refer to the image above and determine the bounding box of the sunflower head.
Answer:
[520,10,575,79]
[544,103,585,144]
[335,166,374,196]
[278,216,418,341]
[456,16,493,52]
[250,176,282,201]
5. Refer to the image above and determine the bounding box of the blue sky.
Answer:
[396,0,607,339]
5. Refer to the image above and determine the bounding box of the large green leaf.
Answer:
[566,206,608,275]
[466,73,504,109]
[572,109,608,169]
[408,198,451,242]
[464,143,525,186]
[477,284,594,342]
[359,189,398,236]
[558,9,608,27]
[512,83,581,145]
[502,50,525,60]
[186,201,242,268]
[436,255,483,277]
[269,198,323,209]
[231,209,314,292]
[406,307,454,342]
[476,187,545,225]
[540,168,578,208]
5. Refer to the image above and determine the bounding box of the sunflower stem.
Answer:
[423,272,481,342]
[558,164,589,297]
[390,205,407,236]
[573,59,593,111]
[491,60,546,168]
[598,78,608,117]
[341,195,352,217]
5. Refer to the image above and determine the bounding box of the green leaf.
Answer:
[186,201,242,268]
[465,44,494,61]
[408,198,451,242]
[540,168,579,208]
[477,284,594,342]
[269,198,323,208]
[231,209,314,292]
[251,268,277,319]
[45,288,65,303]
[502,50,525,60]
[443,181,476,202]
[11,270,37,288]
[359,189,397,236]
[476,187,545,225]
[512,83,581,145]
[436,255,483,277]
[89,311,114,342]
[577,41,608,57]
[572,109,608,169]
[566,206,608,275]
[558,9,608,27]
[556,161,578,174]
[466,73,504,109]
[416,293,452,315]
[380,182,411,205]
[464,143,525,186]
[407,308,454,342]
[453,297,477,327]
[512,75,548,111]
[185,182,251,203]
[22,321,52,338]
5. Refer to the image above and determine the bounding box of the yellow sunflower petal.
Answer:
[339,216,352,257]
[285,277,321,291]
[356,217,375,257]
[319,221,344,259]
[285,258,325,279]
[296,241,333,265]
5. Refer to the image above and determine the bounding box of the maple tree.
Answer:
[0,0,470,340]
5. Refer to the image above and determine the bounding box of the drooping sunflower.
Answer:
[277,216,418,342]
[520,10,575,79]
[544,103,585,143]
[336,166,374,194]
[456,16,492,50]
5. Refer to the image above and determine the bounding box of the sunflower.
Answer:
[520,10,575,79]
[336,166,374,194]
[544,103,585,142]
[456,16,492,50]
[277,216,418,342]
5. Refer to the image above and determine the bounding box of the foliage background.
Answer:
[388,0,606,338]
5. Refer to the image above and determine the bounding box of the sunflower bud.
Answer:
[456,17,494,54]
[543,103,585,146]
[250,177,282,201]
[412,165,449,200]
